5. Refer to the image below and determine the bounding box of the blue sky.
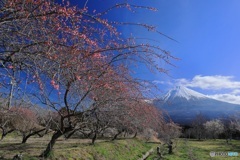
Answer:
[72,0,240,104]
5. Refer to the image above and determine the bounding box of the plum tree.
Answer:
[0,0,175,157]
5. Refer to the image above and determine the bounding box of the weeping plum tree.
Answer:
[10,107,45,143]
[63,66,164,143]
[0,0,176,157]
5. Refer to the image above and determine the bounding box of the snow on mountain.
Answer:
[163,86,207,101]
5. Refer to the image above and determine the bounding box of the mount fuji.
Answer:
[153,86,240,125]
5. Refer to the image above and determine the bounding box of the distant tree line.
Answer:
[183,113,240,142]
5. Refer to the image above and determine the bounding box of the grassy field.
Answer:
[148,139,240,160]
[0,133,158,160]
[1,133,240,160]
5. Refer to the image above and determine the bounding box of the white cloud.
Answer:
[231,89,240,95]
[208,94,240,105]
[153,80,173,85]
[175,78,189,86]
[176,75,240,90]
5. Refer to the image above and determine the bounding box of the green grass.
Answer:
[147,139,240,160]
[3,132,239,160]
[52,138,157,160]
[0,133,157,160]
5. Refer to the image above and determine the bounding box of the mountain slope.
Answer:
[153,86,240,125]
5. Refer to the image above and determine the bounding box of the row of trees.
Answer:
[0,107,46,143]
[0,102,163,142]
[184,114,240,141]
[0,0,175,157]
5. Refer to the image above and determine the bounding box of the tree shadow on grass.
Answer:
[0,143,28,151]
[145,142,161,144]
[0,142,43,159]
[227,143,240,151]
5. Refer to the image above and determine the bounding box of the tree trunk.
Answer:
[112,131,122,141]
[39,130,63,158]
[1,129,6,140]
[133,131,137,138]
[157,146,162,158]
[1,132,6,140]
[124,131,127,137]
[91,133,97,145]
[22,128,46,144]
[22,134,27,144]
[1,128,14,140]
[198,133,201,140]
[168,141,173,154]
[65,130,76,139]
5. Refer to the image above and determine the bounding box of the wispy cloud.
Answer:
[152,80,173,85]
[231,89,240,95]
[176,75,240,90]
[207,94,240,105]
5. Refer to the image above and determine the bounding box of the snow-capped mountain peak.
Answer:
[154,86,240,125]
[164,86,207,101]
